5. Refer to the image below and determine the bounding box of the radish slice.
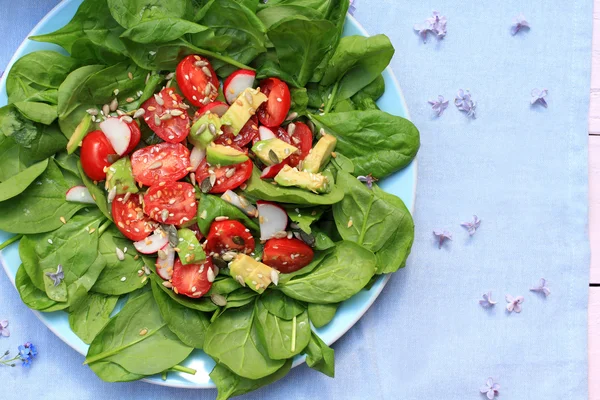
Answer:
[259,126,276,141]
[223,69,256,104]
[156,244,175,280]
[100,117,131,156]
[260,163,286,179]
[257,201,288,241]
[190,146,206,170]
[221,190,257,217]
[65,185,96,204]
[133,230,169,254]
[197,101,229,117]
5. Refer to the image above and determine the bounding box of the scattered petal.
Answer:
[45,264,64,287]
[530,278,550,297]
[455,89,477,118]
[461,215,481,236]
[428,95,449,117]
[506,294,524,313]
[0,320,8,338]
[414,11,447,42]
[357,174,378,189]
[433,230,452,249]
[511,14,530,35]
[348,0,356,15]
[479,291,497,308]
[480,377,500,399]
[530,88,548,108]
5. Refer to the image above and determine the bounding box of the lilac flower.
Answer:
[357,174,378,189]
[428,95,449,117]
[479,292,497,308]
[45,264,64,287]
[530,278,550,297]
[18,342,37,367]
[480,377,500,399]
[0,320,8,338]
[414,11,447,42]
[530,88,548,108]
[511,14,530,35]
[455,89,477,118]
[433,230,452,249]
[505,295,524,313]
[461,215,481,236]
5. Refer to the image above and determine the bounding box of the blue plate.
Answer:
[0,0,417,389]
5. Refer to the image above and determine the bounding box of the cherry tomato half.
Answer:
[124,119,142,155]
[257,78,291,128]
[142,88,190,143]
[80,130,117,181]
[281,122,313,167]
[206,220,255,255]
[143,181,197,226]
[131,142,191,186]
[171,257,214,298]
[111,193,155,241]
[195,159,253,194]
[262,238,314,273]
[215,115,259,148]
[176,55,219,107]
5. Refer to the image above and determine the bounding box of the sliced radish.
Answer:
[99,117,131,156]
[197,101,229,117]
[133,230,169,254]
[259,126,276,141]
[221,190,257,217]
[257,201,288,241]
[156,244,175,280]
[223,69,256,104]
[260,163,286,179]
[190,146,206,170]
[65,185,95,204]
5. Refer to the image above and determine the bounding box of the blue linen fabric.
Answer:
[0,0,592,399]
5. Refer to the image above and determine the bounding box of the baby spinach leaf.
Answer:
[15,264,62,311]
[259,290,305,320]
[257,5,322,30]
[78,161,113,221]
[290,87,308,115]
[204,302,285,379]
[304,331,334,377]
[307,302,338,328]
[68,292,119,344]
[108,0,190,28]
[0,104,40,146]
[277,250,329,285]
[279,241,376,303]
[209,276,243,296]
[13,102,58,125]
[121,18,208,44]
[149,272,219,312]
[86,360,145,382]
[224,288,259,310]
[86,290,193,377]
[196,193,259,236]
[309,110,420,178]
[312,227,335,251]
[352,74,385,102]
[0,158,48,202]
[332,169,414,274]
[285,206,324,234]
[151,280,210,349]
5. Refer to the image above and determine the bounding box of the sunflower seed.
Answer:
[115,247,125,261]
[215,216,229,222]
[110,98,119,111]
[200,177,213,193]
[86,108,99,116]
[204,84,212,96]
[287,123,296,136]
[212,257,228,270]
[245,91,253,105]
[161,209,169,222]
[273,231,288,239]
[170,109,184,116]
[128,71,134,80]
[232,236,245,246]
[222,251,237,262]
[268,150,279,164]
[194,60,208,67]
[133,108,145,119]
[144,266,151,275]
[154,114,162,126]
[271,270,279,286]
[209,173,217,187]
[122,192,132,203]
[196,123,207,134]
[285,112,298,121]
[207,268,215,283]
[236,275,247,287]
[165,72,175,80]
[299,231,315,247]
[211,293,227,307]
[208,123,217,135]
[201,66,212,77]
[162,281,173,288]
[148,161,163,169]
[319,128,325,137]
[154,93,164,105]
[116,109,126,116]
[102,104,110,116]
[160,113,172,121]
[107,186,117,203]
[121,116,133,123]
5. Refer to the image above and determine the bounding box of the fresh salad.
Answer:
[0,0,420,398]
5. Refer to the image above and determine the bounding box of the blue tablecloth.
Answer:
[0,0,592,399]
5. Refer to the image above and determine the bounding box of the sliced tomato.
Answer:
[80,130,118,181]
[142,88,190,143]
[274,123,313,167]
[112,193,155,241]
[195,159,253,194]
[176,55,219,107]
[262,238,314,273]
[124,120,142,154]
[257,78,291,127]
[171,257,214,298]
[260,162,287,179]
[215,115,259,148]
[131,142,191,186]
[206,220,255,255]
[195,101,229,119]
[143,181,197,226]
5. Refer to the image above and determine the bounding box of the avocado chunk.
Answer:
[302,133,337,173]
[252,138,298,166]
[189,113,222,148]
[229,254,275,294]
[176,228,206,265]
[274,165,329,193]
[221,88,267,136]
[106,157,138,195]
[206,144,249,166]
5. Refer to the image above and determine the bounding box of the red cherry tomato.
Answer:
[275,123,313,167]
[195,159,253,194]
[124,119,142,154]
[111,193,155,241]
[262,238,314,273]
[171,257,214,298]
[143,181,197,226]
[206,220,255,255]
[215,115,259,148]
[80,130,118,181]
[257,78,291,127]
[260,162,287,179]
[176,55,219,107]
[142,88,190,143]
[131,142,191,186]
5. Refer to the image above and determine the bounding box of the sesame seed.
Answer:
[207,268,215,282]
[215,216,229,222]
[120,276,127,282]
[201,66,212,77]
[276,97,282,102]
[147,106,156,111]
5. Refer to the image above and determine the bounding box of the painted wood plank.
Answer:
[590,288,600,398]
[590,136,600,284]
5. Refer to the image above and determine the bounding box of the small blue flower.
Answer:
[433,230,452,249]
[428,95,449,117]
[455,89,477,119]
[45,264,64,287]
[18,342,37,367]
[511,14,530,36]
[530,88,548,108]
[357,174,378,189]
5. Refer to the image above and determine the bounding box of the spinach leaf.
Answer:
[68,292,119,344]
[332,169,414,274]
[277,250,329,285]
[86,290,193,377]
[204,302,285,379]
[55,152,81,177]
[352,74,385,102]
[0,159,48,202]
[108,0,190,28]
[279,241,376,303]
[77,161,112,221]
[309,110,420,178]
[330,152,355,174]
[121,18,208,43]
[0,104,40,146]
[259,290,305,320]
[149,272,218,312]
[210,359,292,400]
[257,5,322,29]
[224,288,259,310]
[304,331,334,377]
[13,102,57,125]
[285,206,324,234]
[307,302,338,328]
[290,87,308,116]
[151,280,210,349]
[15,264,61,311]
[0,159,87,234]
[197,193,259,236]
[209,276,243,296]
[312,227,335,250]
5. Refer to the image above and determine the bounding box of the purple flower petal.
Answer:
[455,89,476,118]
[428,95,449,117]
[433,230,452,248]
[511,14,530,36]
[486,390,495,400]
[531,88,548,108]
[0,320,7,329]
[414,11,447,42]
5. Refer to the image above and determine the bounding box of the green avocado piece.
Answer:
[229,254,275,294]
[221,88,267,135]
[302,133,337,173]
[274,165,329,193]
[206,144,249,166]
[176,228,206,265]
[252,138,298,166]
[106,157,139,195]
[189,113,222,148]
